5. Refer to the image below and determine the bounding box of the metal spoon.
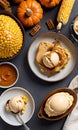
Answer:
[16,113,30,130]
[6,100,30,130]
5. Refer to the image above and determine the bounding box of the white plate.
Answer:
[0,87,35,126]
[28,32,77,82]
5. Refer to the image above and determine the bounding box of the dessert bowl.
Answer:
[28,32,77,82]
[0,87,35,126]
[0,62,19,88]
[0,10,25,61]
[38,87,77,121]
[70,15,78,42]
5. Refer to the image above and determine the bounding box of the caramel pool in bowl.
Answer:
[38,88,77,121]
[0,62,19,88]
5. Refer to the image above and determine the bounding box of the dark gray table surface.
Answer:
[0,1,78,130]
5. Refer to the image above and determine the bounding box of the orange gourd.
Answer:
[17,0,43,27]
[39,0,61,8]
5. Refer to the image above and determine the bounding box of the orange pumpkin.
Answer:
[17,0,43,27]
[39,0,61,8]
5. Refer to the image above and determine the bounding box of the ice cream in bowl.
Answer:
[43,51,60,69]
[38,88,77,121]
[6,95,30,129]
[35,40,71,77]
[0,87,35,126]
[6,95,28,115]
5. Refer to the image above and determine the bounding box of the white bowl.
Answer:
[0,87,35,126]
[73,16,78,35]
[0,62,19,88]
[28,32,77,82]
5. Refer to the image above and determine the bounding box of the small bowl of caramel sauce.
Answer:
[0,62,19,88]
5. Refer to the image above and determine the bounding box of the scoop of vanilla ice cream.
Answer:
[44,92,74,117]
[43,51,59,69]
[7,96,24,113]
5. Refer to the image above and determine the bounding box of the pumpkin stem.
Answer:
[48,0,53,2]
[26,8,33,17]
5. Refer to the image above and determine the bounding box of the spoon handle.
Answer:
[17,114,30,130]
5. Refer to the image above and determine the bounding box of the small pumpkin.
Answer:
[39,0,61,8]
[17,0,43,27]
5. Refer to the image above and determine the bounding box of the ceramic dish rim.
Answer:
[38,87,77,121]
[0,62,19,88]
[28,32,77,82]
[0,87,35,126]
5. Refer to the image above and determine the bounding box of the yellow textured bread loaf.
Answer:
[0,15,23,59]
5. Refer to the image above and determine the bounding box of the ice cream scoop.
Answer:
[6,96,24,113]
[43,51,59,69]
[6,95,30,130]
[44,92,74,117]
